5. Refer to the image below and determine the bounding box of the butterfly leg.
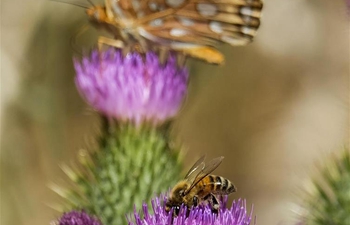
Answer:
[97,36,124,50]
[157,47,187,66]
[135,36,149,53]
[157,47,170,64]
[174,46,224,65]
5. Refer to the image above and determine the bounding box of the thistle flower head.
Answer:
[128,195,254,225]
[58,210,102,225]
[74,49,188,126]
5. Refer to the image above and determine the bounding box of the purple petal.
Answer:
[59,210,102,225]
[127,195,255,225]
[74,49,189,126]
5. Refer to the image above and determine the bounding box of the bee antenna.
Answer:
[50,0,90,9]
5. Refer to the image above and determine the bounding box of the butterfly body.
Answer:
[87,3,139,42]
[87,0,263,64]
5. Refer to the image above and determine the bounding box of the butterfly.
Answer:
[86,0,263,64]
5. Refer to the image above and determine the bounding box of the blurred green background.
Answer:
[1,0,349,224]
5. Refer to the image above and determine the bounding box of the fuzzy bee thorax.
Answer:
[170,180,188,197]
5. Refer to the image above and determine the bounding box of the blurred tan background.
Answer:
[1,0,349,224]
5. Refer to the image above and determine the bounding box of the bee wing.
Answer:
[135,0,263,47]
[184,155,206,179]
[185,156,224,195]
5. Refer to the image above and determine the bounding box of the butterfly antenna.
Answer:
[70,24,90,56]
[50,0,89,9]
[87,0,96,7]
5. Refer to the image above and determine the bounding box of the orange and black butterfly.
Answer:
[86,0,263,64]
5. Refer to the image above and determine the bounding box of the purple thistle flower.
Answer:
[58,210,102,225]
[128,195,254,225]
[74,49,189,125]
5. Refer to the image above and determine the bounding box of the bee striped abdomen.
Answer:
[208,175,236,195]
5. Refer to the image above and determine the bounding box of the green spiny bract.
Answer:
[63,122,182,225]
[302,147,350,225]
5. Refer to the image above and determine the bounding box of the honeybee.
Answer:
[165,155,236,215]
[86,0,263,64]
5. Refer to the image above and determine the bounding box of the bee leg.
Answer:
[208,194,220,214]
[193,195,199,207]
[184,195,199,217]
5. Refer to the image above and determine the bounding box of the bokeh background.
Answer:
[1,0,349,224]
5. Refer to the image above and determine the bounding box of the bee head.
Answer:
[165,181,189,215]
[165,188,186,216]
[165,200,181,216]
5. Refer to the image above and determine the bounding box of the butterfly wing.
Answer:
[104,0,263,63]
[137,0,263,46]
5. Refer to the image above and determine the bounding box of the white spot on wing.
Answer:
[170,28,188,37]
[166,0,184,8]
[197,3,217,17]
[138,28,170,44]
[240,7,253,16]
[149,19,163,27]
[209,21,223,33]
[221,36,249,45]
[241,26,256,36]
[149,2,158,11]
[178,17,194,26]
[132,0,140,11]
